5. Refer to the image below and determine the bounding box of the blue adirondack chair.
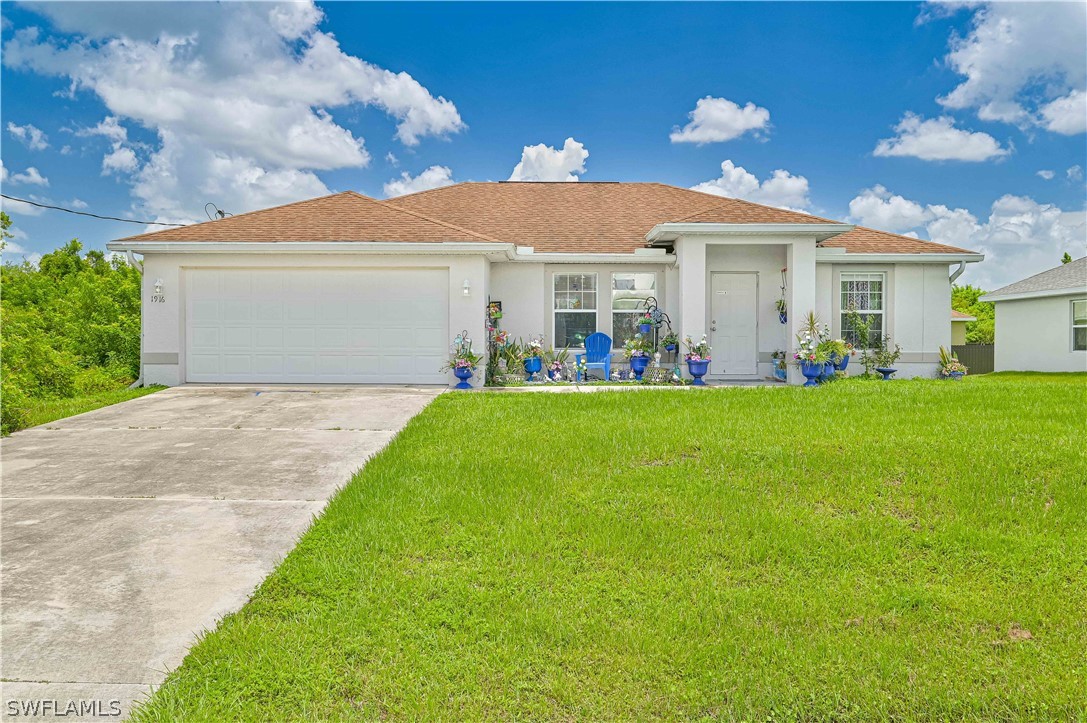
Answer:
[576,332,612,381]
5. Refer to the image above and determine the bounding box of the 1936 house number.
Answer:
[150,294,166,303]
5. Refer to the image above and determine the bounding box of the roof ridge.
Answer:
[989,255,1087,294]
[362,191,505,243]
[652,182,841,225]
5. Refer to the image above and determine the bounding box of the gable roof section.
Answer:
[951,309,976,321]
[114,191,502,244]
[984,257,1087,301]
[386,182,838,254]
[819,225,974,255]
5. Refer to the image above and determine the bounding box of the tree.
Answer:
[0,211,12,249]
[1062,252,1073,264]
[952,284,995,344]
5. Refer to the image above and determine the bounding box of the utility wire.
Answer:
[0,194,187,227]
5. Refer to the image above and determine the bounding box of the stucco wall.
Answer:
[138,252,488,386]
[994,294,1087,372]
[951,321,968,345]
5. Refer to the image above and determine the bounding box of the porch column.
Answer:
[676,236,708,368]
[786,239,817,385]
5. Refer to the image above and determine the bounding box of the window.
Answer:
[611,272,656,348]
[553,273,597,348]
[1073,300,1087,351]
[841,272,885,348]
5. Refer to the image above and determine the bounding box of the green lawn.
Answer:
[134,374,1086,721]
[13,386,164,433]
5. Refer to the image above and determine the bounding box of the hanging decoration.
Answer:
[777,267,788,324]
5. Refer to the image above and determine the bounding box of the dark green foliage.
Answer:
[952,284,995,343]
[2,239,142,434]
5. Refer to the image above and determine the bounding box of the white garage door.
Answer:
[185,268,449,384]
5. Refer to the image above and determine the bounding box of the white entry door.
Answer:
[709,272,758,377]
[185,268,449,384]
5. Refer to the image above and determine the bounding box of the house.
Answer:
[951,309,976,345]
[105,182,983,386]
[981,257,1087,373]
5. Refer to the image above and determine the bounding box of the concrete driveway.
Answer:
[0,385,441,720]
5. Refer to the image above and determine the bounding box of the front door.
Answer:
[710,272,758,377]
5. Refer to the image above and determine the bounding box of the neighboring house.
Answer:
[106,182,983,386]
[981,257,1087,373]
[951,309,976,345]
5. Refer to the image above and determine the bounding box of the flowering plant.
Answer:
[624,334,653,359]
[637,312,656,328]
[793,332,830,367]
[491,329,510,347]
[938,346,968,376]
[524,336,544,358]
[444,334,482,371]
[544,346,569,372]
[683,334,711,362]
[660,331,679,348]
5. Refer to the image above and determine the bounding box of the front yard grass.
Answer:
[6,385,165,434]
[135,373,1086,721]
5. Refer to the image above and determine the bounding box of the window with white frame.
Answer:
[1073,300,1087,351]
[553,273,597,348]
[611,272,656,348]
[841,272,885,348]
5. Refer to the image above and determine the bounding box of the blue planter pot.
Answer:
[875,367,897,381]
[639,323,653,334]
[524,356,542,380]
[665,343,676,352]
[630,355,650,381]
[686,359,710,386]
[778,310,787,324]
[819,361,836,383]
[773,366,787,382]
[800,360,822,387]
[836,354,850,371]
[453,366,474,389]
[948,370,965,380]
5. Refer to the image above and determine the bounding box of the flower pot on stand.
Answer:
[800,361,822,387]
[875,367,897,381]
[686,359,710,386]
[524,355,542,381]
[453,366,474,389]
[639,323,653,334]
[630,355,650,381]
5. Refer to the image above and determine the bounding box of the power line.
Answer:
[0,194,187,227]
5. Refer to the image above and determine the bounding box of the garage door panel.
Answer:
[186,268,449,383]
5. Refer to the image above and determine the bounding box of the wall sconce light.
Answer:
[153,278,164,294]
[462,279,471,296]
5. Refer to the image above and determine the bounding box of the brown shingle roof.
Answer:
[115,191,502,244]
[114,182,978,256]
[819,225,974,255]
[951,309,976,320]
[386,181,838,253]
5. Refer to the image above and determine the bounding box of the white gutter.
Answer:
[981,286,1087,303]
[105,241,516,255]
[506,247,675,264]
[125,250,145,390]
[949,260,967,283]
[815,250,985,264]
[646,222,854,243]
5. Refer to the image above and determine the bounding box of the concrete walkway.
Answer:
[0,385,441,720]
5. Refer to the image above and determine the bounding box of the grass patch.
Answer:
[14,385,164,432]
[134,374,1086,721]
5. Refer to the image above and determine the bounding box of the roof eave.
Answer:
[105,240,516,255]
[646,222,855,244]
[981,286,1087,303]
[816,249,985,263]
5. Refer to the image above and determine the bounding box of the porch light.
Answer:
[463,279,471,296]
[153,278,164,294]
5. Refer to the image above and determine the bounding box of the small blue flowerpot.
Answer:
[686,359,710,386]
[665,343,676,352]
[949,370,964,380]
[453,366,474,389]
[630,355,650,380]
[875,367,897,381]
[778,310,787,325]
[524,356,542,381]
[639,323,653,334]
[800,361,822,387]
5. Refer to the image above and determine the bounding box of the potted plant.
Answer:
[793,332,830,387]
[661,330,679,352]
[683,334,712,385]
[544,346,570,380]
[938,346,968,380]
[638,312,655,334]
[523,336,544,380]
[623,335,653,380]
[775,298,787,325]
[444,334,482,389]
[873,335,902,381]
[771,349,788,382]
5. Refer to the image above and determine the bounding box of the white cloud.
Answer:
[6,122,49,150]
[0,193,47,216]
[847,185,929,232]
[670,97,771,144]
[1068,165,1084,182]
[846,185,1087,288]
[383,165,455,198]
[873,114,1010,162]
[0,159,6,183]
[3,2,465,223]
[691,160,811,211]
[69,198,88,209]
[508,138,588,182]
[1036,170,1055,181]
[937,3,1086,133]
[385,152,399,167]
[8,166,49,186]
[60,145,71,155]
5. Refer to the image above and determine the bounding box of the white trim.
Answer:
[1072,299,1087,353]
[510,248,674,264]
[646,222,853,243]
[105,241,514,255]
[817,250,985,264]
[951,315,977,322]
[552,271,599,350]
[982,286,1087,303]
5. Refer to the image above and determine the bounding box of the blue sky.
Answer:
[1,1,1084,288]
